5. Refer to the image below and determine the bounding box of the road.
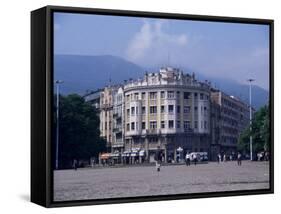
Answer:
[54,161,270,201]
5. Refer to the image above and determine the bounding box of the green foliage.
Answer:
[238,105,270,154]
[54,94,106,169]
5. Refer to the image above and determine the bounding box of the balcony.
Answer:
[146,129,161,135]
[184,128,194,133]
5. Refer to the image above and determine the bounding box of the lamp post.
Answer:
[55,80,63,170]
[247,79,254,161]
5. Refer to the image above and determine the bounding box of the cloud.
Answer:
[126,20,188,66]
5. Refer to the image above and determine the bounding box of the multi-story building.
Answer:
[112,87,125,155]
[123,67,211,163]
[210,89,250,158]
[84,68,252,164]
[84,89,102,109]
[99,86,118,151]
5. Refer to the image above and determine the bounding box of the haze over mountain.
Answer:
[54,54,269,110]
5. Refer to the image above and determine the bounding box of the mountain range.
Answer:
[54,54,269,110]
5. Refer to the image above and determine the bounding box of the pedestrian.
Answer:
[229,154,233,161]
[193,154,198,166]
[237,152,242,166]
[185,153,190,166]
[73,159,78,170]
[217,153,221,164]
[223,154,227,162]
[154,146,162,172]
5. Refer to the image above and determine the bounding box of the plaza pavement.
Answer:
[54,161,270,201]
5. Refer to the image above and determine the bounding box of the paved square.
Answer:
[54,161,270,201]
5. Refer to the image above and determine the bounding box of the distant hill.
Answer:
[193,73,269,110]
[54,54,145,94]
[54,54,269,110]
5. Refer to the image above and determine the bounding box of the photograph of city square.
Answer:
[52,12,271,202]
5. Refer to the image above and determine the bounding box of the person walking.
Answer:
[193,153,198,166]
[73,159,78,170]
[237,152,242,166]
[185,153,191,166]
[155,146,162,172]
[217,153,221,164]
[223,154,227,162]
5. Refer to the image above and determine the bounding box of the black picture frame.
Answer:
[31,5,274,208]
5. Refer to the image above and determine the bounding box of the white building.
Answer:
[123,67,211,163]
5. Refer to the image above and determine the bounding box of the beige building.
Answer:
[99,86,118,150]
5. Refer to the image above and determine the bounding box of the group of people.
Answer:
[217,152,242,166]
[185,153,198,166]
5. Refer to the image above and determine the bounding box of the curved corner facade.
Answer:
[123,67,211,163]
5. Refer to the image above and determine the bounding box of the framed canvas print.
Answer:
[31,5,274,207]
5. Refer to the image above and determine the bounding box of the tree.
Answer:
[53,94,106,169]
[238,105,270,155]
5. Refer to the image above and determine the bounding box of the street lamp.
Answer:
[247,78,254,161]
[55,80,63,170]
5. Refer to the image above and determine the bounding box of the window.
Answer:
[184,92,190,99]
[168,105,174,113]
[150,121,157,129]
[177,120,181,129]
[194,93,198,99]
[184,106,190,114]
[176,91,180,98]
[134,93,139,100]
[167,91,175,98]
[142,106,146,114]
[200,93,204,100]
[177,105,181,114]
[142,122,146,130]
[161,105,165,113]
[160,91,165,98]
[105,122,107,130]
[149,92,157,99]
[126,95,130,102]
[136,107,138,115]
[204,121,207,129]
[150,106,157,114]
[195,121,198,129]
[131,122,135,130]
[194,106,198,111]
[126,123,130,131]
[127,109,130,117]
[168,120,174,129]
[149,137,158,143]
[161,121,165,129]
[141,92,146,99]
[184,121,190,129]
[131,107,135,115]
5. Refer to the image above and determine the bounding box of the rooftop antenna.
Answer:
[108,77,112,87]
[168,51,170,67]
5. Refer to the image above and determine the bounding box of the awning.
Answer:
[130,152,138,157]
[139,150,146,156]
[110,153,120,158]
[122,151,131,157]
[100,153,110,160]
[177,147,183,152]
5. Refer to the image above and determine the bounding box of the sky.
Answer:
[54,12,270,90]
